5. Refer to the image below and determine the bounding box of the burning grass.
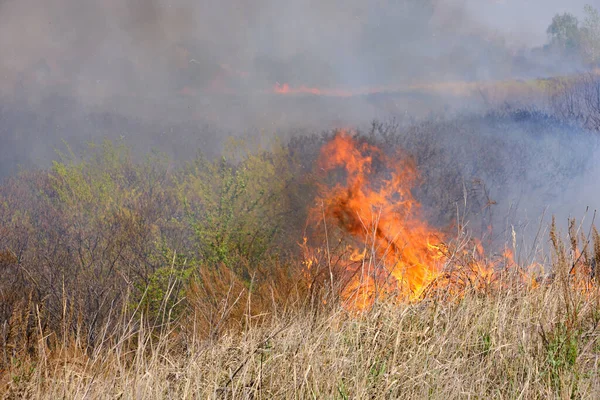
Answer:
[301,131,594,311]
[2,119,600,397]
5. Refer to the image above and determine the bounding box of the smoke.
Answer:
[0,0,592,178]
[356,112,600,259]
[1,0,586,100]
[464,0,590,47]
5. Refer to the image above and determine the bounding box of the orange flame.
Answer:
[273,82,356,97]
[271,80,492,98]
[273,82,396,97]
[313,132,446,304]
[305,131,545,310]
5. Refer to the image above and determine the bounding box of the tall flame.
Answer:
[306,131,546,309]
[313,132,445,305]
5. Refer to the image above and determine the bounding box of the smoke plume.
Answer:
[0,0,593,178]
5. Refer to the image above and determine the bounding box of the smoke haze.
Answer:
[0,0,587,102]
[0,0,593,177]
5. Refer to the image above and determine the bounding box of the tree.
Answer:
[581,4,600,66]
[547,13,581,55]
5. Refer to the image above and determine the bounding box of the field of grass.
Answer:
[1,105,600,398]
[3,274,600,398]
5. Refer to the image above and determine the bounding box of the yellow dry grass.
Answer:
[3,270,600,398]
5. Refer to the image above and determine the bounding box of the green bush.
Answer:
[178,138,296,278]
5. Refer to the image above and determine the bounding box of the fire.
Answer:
[310,132,447,306]
[304,131,542,309]
[274,82,356,97]
[272,82,404,97]
[270,80,510,98]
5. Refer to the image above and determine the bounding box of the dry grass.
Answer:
[2,131,600,398]
[2,272,600,399]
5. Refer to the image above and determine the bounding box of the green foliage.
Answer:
[541,322,580,393]
[479,331,492,356]
[337,380,350,400]
[0,139,181,342]
[368,358,387,385]
[0,133,309,349]
[547,13,581,53]
[50,140,131,207]
[179,138,294,277]
[134,263,194,323]
[545,5,600,66]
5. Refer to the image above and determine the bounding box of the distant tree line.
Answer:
[544,4,600,67]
